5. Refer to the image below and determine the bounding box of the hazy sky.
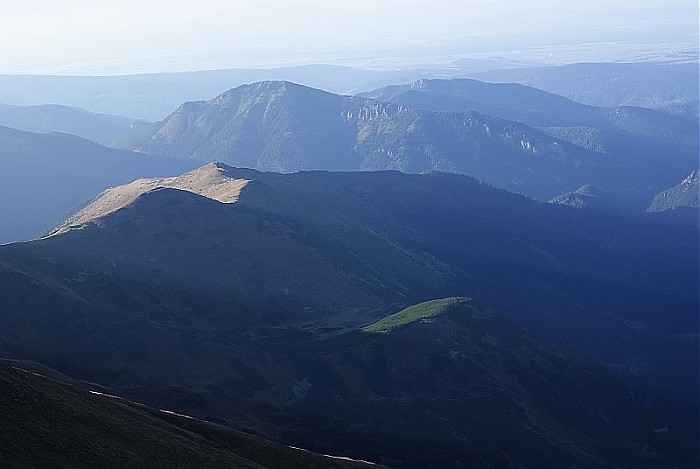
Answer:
[1,0,697,75]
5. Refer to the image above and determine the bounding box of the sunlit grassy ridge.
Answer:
[362,297,476,333]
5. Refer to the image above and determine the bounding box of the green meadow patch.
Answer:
[362,297,476,333]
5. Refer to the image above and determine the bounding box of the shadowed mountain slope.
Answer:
[0,361,375,469]
[0,288,696,467]
[112,81,689,208]
[1,163,697,441]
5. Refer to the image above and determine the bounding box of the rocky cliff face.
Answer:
[647,170,699,212]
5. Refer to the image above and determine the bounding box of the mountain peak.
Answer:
[219,80,319,101]
[52,163,251,233]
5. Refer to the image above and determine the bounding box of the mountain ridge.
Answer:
[362,77,698,211]
[54,163,251,232]
[3,163,696,437]
[470,62,699,115]
[115,80,673,206]
[363,77,698,150]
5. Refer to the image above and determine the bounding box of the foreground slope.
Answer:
[0,290,696,467]
[138,297,694,468]
[0,361,374,468]
[0,126,199,243]
[1,163,697,440]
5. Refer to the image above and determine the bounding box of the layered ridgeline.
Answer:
[363,78,698,210]
[2,63,695,122]
[0,65,437,122]
[0,103,145,146]
[362,77,698,148]
[0,361,374,469]
[0,164,697,452]
[0,125,199,244]
[113,81,690,209]
[471,62,699,116]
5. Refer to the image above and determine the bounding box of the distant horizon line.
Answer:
[1,54,697,78]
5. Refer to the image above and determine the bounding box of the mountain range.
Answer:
[0,65,464,122]
[1,62,695,121]
[113,80,696,210]
[0,164,696,459]
[0,61,698,467]
[362,78,698,209]
[362,78,698,150]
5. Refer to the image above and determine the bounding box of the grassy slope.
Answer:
[362,297,472,332]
